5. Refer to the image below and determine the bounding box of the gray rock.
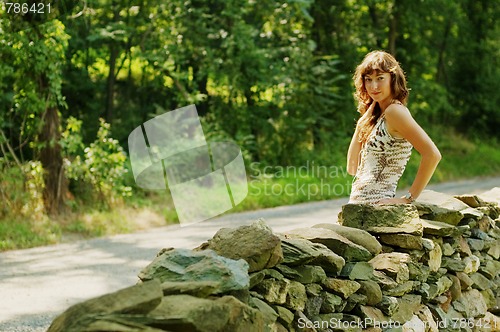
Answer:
[357,280,382,306]
[447,274,462,300]
[249,270,266,289]
[407,262,429,282]
[487,239,500,259]
[455,272,474,290]
[322,278,361,299]
[280,237,345,275]
[311,313,344,331]
[452,289,488,318]
[441,242,455,256]
[285,227,373,262]
[434,276,453,298]
[478,187,500,207]
[415,306,439,332]
[457,236,473,256]
[382,281,414,297]
[255,278,290,305]
[340,203,420,226]
[378,233,423,250]
[285,281,307,311]
[273,305,294,327]
[421,238,435,251]
[375,296,399,316]
[161,280,219,297]
[304,295,324,317]
[147,295,265,331]
[461,207,484,220]
[355,305,388,327]
[206,218,283,272]
[463,255,480,274]
[441,257,466,272]
[313,223,382,255]
[274,264,305,280]
[391,294,422,323]
[138,248,249,294]
[345,293,368,312]
[479,259,500,279]
[467,238,485,251]
[401,315,426,332]
[262,268,285,280]
[369,253,411,283]
[470,272,493,291]
[83,320,165,331]
[420,219,458,237]
[291,265,327,284]
[306,283,323,297]
[369,223,424,236]
[471,228,491,240]
[320,291,343,313]
[454,194,488,208]
[428,303,465,330]
[480,289,497,310]
[249,297,279,327]
[372,270,398,290]
[340,262,375,281]
[47,280,163,332]
[295,311,318,332]
[426,241,442,272]
[478,215,496,232]
[414,190,470,225]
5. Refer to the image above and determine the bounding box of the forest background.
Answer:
[0,0,499,250]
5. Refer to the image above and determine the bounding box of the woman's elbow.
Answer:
[427,147,442,163]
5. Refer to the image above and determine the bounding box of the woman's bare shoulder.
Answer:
[384,103,412,120]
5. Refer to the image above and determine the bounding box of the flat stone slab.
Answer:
[285,227,373,262]
[340,204,421,230]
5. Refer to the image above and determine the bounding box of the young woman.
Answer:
[347,50,441,204]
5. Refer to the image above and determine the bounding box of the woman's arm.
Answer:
[347,125,362,176]
[383,104,441,202]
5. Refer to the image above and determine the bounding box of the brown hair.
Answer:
[353,51,409,143]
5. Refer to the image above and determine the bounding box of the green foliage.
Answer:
[1,0,499,249]
[0,160,46,220]
[62,117,132,208]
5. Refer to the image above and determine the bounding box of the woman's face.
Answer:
[364,71,392,104]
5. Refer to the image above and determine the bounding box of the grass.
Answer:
[1,129,500,251]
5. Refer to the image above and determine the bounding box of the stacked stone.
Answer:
[47,189,500,332]
[335,190,500,332]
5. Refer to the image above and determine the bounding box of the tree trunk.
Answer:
[436,20,451,85]
[105,3,121,123]
[39,102,67,215]
[368,4,382,49]
[388,0,400,55]
[105,43,118,123]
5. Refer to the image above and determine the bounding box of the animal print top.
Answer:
[349,112,413,204]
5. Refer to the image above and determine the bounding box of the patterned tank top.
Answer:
[349,111,413,204]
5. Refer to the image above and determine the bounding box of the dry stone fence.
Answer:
[48,189,500,331]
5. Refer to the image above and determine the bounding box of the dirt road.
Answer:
[1,176,500,331]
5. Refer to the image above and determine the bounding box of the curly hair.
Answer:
[354,51,409,143]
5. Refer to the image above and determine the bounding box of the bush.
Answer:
[62,117,132,208]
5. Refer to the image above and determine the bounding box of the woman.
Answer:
[347,50,441,204]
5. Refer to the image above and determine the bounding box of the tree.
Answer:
[0,8,70,214]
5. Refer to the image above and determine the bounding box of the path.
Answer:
[1,176,500,331]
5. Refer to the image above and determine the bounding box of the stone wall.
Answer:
[48,189,500,332]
